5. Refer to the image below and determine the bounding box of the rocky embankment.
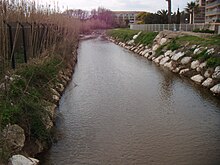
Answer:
[0,50,78,164]
[107,31,220,96]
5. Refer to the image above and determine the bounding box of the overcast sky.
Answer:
[44,0,193,13]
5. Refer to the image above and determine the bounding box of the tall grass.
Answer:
[0,0,81,77]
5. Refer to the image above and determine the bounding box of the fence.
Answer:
[130,23,220,34]
[0,22,67,75]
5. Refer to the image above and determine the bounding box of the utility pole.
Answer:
[166,0,171,24]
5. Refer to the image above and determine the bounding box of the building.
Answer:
[194,0,206,23]
[113,11,142,24]
[205,0,220,23]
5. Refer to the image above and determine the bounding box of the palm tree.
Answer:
[185,1,199,24]
[157,9,168,24]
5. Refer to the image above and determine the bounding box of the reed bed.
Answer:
[0,0,81,77]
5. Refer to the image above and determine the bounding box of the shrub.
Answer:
[207,57,220,67]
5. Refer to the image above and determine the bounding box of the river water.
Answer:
[44,37,220,165]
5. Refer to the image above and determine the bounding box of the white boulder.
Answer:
[191,60,200,69]
[212,66,220,79]
[9,155,39,165]
[164,50,172,57]
[171,52,185,61]
[207,48,215,55]
[164,61,175,70]
[210,84,220,94]
[160,38,167,45]
[202,78,215,87]
[180,68,190,75]
[152,44,160,51]
[154,55,164,64]
[196,62,207,72]
[181,57,192,65]
[160,57,170,65]
[191,74,204,84]
[193,47,202,55]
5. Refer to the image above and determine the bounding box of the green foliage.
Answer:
[155,45,166,57]
[107,29,158,46]
[207,57,220,68]
[134,32,158,46]
[193,29,215,34]
[194,50,210,61]
[0,57,64,143]
[166,40,181,51]
[176,35,220,47]
[106,29,138,42]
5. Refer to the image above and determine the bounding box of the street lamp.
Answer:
[166,0,171,24]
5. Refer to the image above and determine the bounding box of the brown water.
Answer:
[44,37,220,165]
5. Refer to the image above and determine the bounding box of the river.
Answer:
[43,36,220,165]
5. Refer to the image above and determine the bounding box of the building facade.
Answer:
[194,0,206,23]
[205,0,220,23]
[113,11,142,24]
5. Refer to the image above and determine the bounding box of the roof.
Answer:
[113,11,144,14]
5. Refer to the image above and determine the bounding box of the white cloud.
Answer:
[43,0,193,13]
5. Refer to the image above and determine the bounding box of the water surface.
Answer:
[45,37,220,165]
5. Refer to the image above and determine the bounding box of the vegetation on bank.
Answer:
[0,0,80,163]
[107,29,220,68]
[106,29,158,46]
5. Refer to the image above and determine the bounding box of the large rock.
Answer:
[56,83,65,93]
[193,47,202,55]
[207,48,215,55]
[133,31,141,40]
[50,88,60,98]
[9,155,39,165]
[180,68,190,75]
[171,52,185,61]
[212,66,220,79]
[127,40,134,45]
[204,68,214,78]
[164,50,172,57]
[164,61,175,71]
[2,124,25,153]
[160,57,170,65]
[210,84,220,94]
[141,49,150,56]
[160,38,167,45]
[181,57,192,65]
[152,44,160,51]
[191,74,204,84]
[202,78,215,87]
[196,61,207,72]
[154,55,164,64]
[191,60,200,70]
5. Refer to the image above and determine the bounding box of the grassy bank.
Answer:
[0,0,80,159]
[106,29,158,46]
[0,43,78,162]
[107,29,220,68]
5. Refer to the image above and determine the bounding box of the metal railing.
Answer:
[206,0,220,8]
[130,23,214,32]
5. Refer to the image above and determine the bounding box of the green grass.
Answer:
[106,29,158,46]
[207,57,220,68]
[0,56,62,134]
[0,55,65,161]
[134,32,158,45]
[106,29,138,42]
[193,29,215,34]
[176,35,220,47]
[194,50,210,61]
[166,40,181,51]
